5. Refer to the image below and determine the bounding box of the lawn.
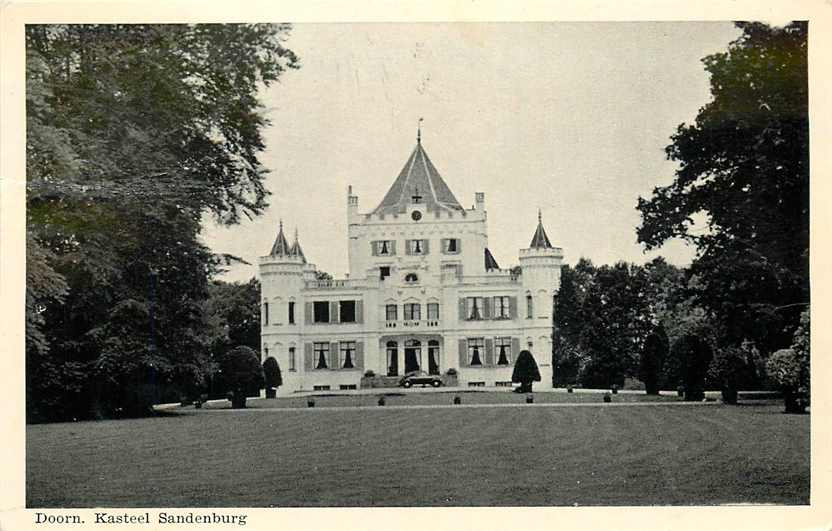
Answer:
[26,402,808,507]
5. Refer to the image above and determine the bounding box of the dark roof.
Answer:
[269,221,292,257]
[530,211,554,249]
[373,141,464,215]
[484,248,500,271]
[290,230,307,264]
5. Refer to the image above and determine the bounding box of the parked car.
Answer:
[399,371,442,388]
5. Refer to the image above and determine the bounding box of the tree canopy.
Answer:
[26,24,298,422]
[636,22,808,353]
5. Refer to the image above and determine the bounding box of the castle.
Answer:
[259,134,563,393]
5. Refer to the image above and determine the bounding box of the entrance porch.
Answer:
[380,334,443,377]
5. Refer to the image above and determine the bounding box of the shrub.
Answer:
[603,393,611,403]
[364,370,376,378]
[220,346,264,408]
[708,343,755,405]
[453,396,461,405]
[307,398,315,408]
[262,356,282,399]
[512,350,541,393]
[611,384,619,394]
[377,396,386,406]
[639,327,668,395]
[672,333,712,401]
[767,348,808,413]
[446,368,458,376]
[566,385,574,393]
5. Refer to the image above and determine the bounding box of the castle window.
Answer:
[373,240,395,256]
[339,341,356,369]
[526,294,534,319]
[407,239,428,255]
[442,238,460,254]
[339,300,356,323]
[493,296,510,319]
[313,301,330,323]
[386,304,398,321]
[263,302,269,325]
[404,273,419,283]
[427,302,439,320]
[496,337,512,365]
[313,342,330,369]
[288,301,295,324]
[404,303,421,321]
[380,266,390,280]
[467,338,484,366]
[466,297,484,320]
[289,347,296,371]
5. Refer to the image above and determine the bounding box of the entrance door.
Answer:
[404,339,421,373]
[386,341,399,376]
[428,340,440,375]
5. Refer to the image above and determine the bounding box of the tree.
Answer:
[639,326,669,395]
[26,24,298,422]
[262,356,282,399]
[512,350,541,393]
[636,22,808,354]
[221,346,264,408]
[673,333,713,401]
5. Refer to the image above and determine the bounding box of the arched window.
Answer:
[405,273,419,283]
[428,340,440,375]
[526,294,534,319]
[386,341,398,377]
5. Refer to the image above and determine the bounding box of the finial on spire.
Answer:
[294,226,299,241]
[417,117,423,143]
[279,218,284,232]
[538,208,542,223]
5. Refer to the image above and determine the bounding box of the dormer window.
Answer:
[380,240,390,254]
[404,273,419,283]
[442,238,461,254]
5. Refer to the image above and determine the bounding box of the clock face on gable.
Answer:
[411,210,422,221]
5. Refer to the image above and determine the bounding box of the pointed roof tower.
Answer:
[484,248,501,271]
[530,209,554,249]
[290,227,307,264]
[269,220,292,257]
[372,127,464,215]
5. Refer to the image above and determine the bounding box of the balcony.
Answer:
[384,320,441,329]
[305,278,366,290]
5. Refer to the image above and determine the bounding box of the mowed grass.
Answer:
[27,403,808,507]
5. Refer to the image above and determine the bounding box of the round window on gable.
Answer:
[404,273,419,283]
[411,210,422,221]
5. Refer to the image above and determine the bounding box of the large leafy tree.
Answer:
[26,24,298,421]
[636,22,808,353]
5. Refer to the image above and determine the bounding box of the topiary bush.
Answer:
[364,369,376,378]
[672,333,712,401]
[262,356,282,399]
[512,350,541,393]
[767,348,808,413]
[220,346,264,409]
[708,342,755,405]
[639,327,668,395]
[446,368,458,376]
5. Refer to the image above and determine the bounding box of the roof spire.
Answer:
[290,226,307,264]
[270,218,292,257]
[417,117,423,144]
[530,210,554,249]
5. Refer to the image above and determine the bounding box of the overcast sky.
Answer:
[201,22,742,282]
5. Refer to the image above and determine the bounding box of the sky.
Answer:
[201,22,742,282]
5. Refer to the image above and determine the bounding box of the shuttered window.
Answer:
[427,303,439,320]
[467,338,484,366]
[386,304,398,321]
[496,337,512,365]
[339,341,356,369]
[313,301,330,323]
[339,300,356,323]
[493,296,510,319]
[313,342,330,369]
[465,297,485,320]
[442,238,461,254]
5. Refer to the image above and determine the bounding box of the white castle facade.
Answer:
[259,136,563,393]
